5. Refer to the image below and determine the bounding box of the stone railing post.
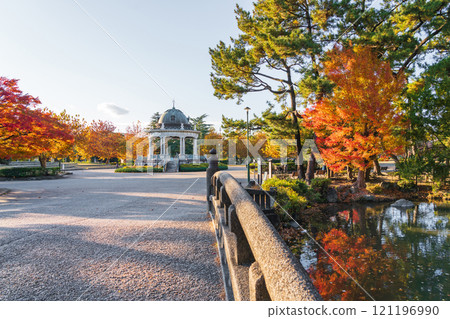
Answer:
[228,204,254,265]
[206,148,219,210]
[249,262,270,301]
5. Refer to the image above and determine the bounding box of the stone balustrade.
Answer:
[207,170,322,301]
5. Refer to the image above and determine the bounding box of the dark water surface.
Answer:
[300,202,449,301]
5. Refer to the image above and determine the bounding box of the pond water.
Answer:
[299,202,449,301]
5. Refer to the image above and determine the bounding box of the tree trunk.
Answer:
[391,154,400,165]
[365,167,371,181]
[38,154,47,169]
[446,158,449,186]
[286,64,305,180]
[355,169,366,189]
[306,153,316,185]
[347,166,353,180]
[373,159,382,175]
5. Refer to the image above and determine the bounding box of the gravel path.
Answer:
[0,169,223,300]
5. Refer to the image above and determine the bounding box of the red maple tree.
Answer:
[0,77,74,166]
[87,120,125,163]
[304,46,406,188]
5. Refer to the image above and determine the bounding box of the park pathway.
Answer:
[0,169,224,300]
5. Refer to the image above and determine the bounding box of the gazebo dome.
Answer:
[158,107,189,125]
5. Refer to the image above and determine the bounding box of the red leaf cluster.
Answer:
[304,46,407,172]
[0,77,74,160]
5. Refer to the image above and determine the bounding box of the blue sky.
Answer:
[0,0,275,131]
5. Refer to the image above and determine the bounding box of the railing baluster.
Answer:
[249,262,270,301]
[228,205,254,265]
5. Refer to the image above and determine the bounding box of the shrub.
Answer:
[115,166,162,173]
[432,181,443,193]
[0,167,60,178]
[180,163,207,171]
[262,177,293,190]
[397,180,416,192]
[305,189,322,203]
[275,186,308,220]
[262,177,309,195]
[310,178,332,201]
[397,155,426,185]
[249,162,269,172]
[179,163,228,172]
[262,177,311,219]
[366,183,384,194]
[263,176,327,203]
[272,161,298,172]
[430,163,449,185]
[0,158,11,165]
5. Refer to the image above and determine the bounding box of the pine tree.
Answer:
[210,0,338,178]
[190,114,212,138]
[337,0,449,76]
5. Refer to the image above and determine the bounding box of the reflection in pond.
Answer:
[301,202,449,300]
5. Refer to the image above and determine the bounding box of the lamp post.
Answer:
[245,106,251,183]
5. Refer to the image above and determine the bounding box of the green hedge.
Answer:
[115,166,162,173]
[261,177,309,195]
[179,163,228,172]
[275,186,308,220]
[116,164,229,173]
[0,167,60,178]
[273,162,298,171]
[262,176,332,206]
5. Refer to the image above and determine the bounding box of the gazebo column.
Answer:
[148,137,154,162]
[180,137,186,158]
[193,137,198,157]
[165,137,170,158]
[160,136,165,156]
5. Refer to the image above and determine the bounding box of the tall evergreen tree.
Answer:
[221,115,260,139]
[210,0,337,178]
[146,112,162,131]
[190,114,212,138]
[337,0,449,76]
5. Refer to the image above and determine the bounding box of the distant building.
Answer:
[147,107,200,164]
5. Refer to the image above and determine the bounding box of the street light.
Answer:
[244,106,251,183]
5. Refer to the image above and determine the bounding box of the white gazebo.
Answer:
[147,107,200,164]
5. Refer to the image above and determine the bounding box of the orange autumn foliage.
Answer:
[125,121,148,160]
[304,46,406,172]
[200,129,224,155]
[55,111,90,160]
[0,77,74,165]
[86,120,125,162]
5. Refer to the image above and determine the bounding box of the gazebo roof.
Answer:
[158,107,189,125]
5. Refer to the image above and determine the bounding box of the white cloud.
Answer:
[97,103,129,117]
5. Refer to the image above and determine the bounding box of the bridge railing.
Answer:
[208,170,322,301]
